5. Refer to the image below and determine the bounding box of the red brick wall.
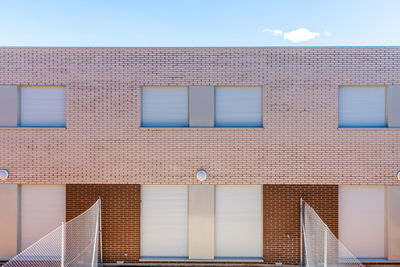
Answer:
[0,48,399,185]
[263,185,338,265]
[66,184,140,264]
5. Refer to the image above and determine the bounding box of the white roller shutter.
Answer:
[338,86,386,128]
[339,185,385,258]
[215,87,262,127]
[142,87,188,127]
[21,185,66,250]
[141,185,188,257]
[215,185,262,257]
[20,87,66,127]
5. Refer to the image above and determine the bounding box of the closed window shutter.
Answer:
[215,185,263,257]
[141,185,188,257]
[21,185,66,251]
[142,87,188,127]
[339,185,385,258]
[215,87,262,127]
[20,87,66,127]
[338,86,386,127]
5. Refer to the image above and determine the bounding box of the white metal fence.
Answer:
[4,199,101,267]
[301,198,364,267]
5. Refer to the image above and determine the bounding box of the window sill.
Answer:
[139,257,264,262]
[0,127,66,130]
[352,258,400,263]
[140,127,264,131]
[338,127,400,131]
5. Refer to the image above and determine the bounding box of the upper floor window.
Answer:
[0,86,65,128]
[20,87,66,127]
[338,86,386,128]
[215,87,262,128]
[141,87,189,127]
[141,86,262,128]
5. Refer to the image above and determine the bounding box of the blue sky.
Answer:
[1,0,399,47]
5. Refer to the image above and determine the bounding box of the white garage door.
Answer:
[21,185,66,250]
[339,185,385,258]
[141,185,188,257]
[215,185,263,257]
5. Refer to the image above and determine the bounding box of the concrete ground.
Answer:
[103,264,296,267]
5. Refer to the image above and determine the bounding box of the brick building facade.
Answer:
[0,47,399,265]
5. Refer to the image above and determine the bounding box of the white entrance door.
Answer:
[215,185,263,257]
[141,185,188,257]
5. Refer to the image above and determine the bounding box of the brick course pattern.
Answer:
[66,184,141,263]
[263,185,338,265]
[0,47,399,185]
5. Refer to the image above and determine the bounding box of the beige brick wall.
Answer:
[0,47,399,185]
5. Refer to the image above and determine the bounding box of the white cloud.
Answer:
[263,27,329,43]
[262,28,283,36]
[283,28,320,43]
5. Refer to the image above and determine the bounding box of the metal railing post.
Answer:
[300,198,303,266]
[324,224,328,267]
[99,197,103,266]
[61,222,65,267]
[91,200,100,267]
[301,200,310,267]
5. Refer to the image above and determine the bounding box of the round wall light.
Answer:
[397,170,400,181]
[0,169,9,180]
[196,169,207,182]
